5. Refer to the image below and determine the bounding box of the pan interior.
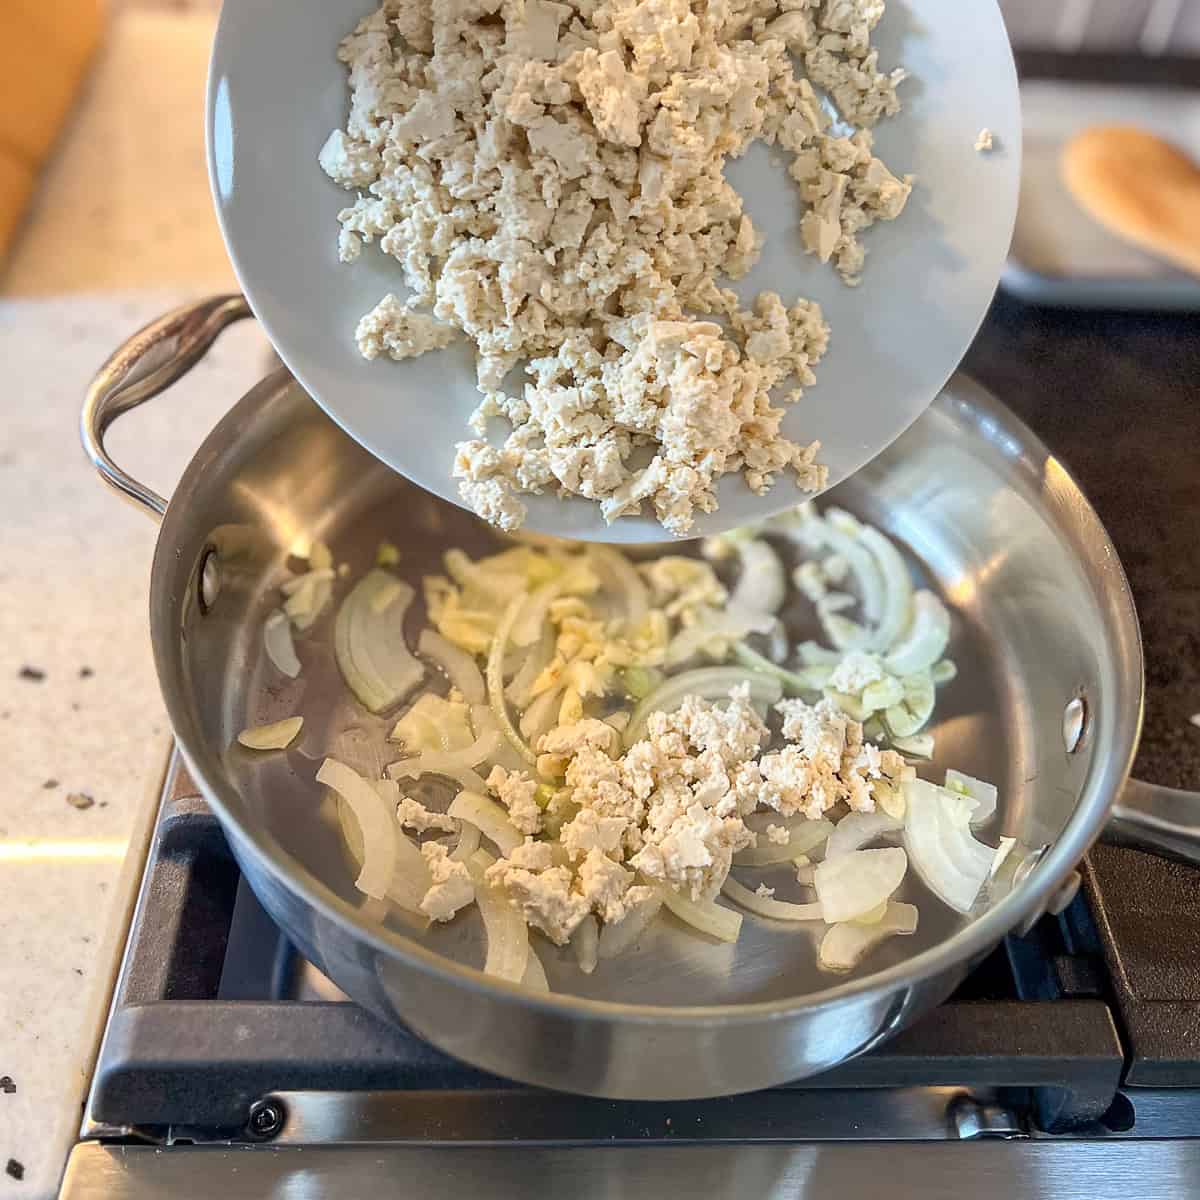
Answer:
[161,377,1126,1008]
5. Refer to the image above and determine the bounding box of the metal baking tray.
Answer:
[1002,79,1200,309]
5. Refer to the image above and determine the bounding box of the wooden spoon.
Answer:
[1062,125,1200,278]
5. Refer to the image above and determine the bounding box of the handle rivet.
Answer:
[198,548,221,614]
[1062,696,1087,754]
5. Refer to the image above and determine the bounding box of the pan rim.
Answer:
[150,372,1144,1026]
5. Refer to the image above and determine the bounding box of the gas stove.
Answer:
[54,746,1200,1198]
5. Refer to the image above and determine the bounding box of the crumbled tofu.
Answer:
[755,883,776,899]
[575,848,654,924]
[419,842,476,921]
[485,861,591,944]
[325,0,911,533]
[975,127,994,153]
[487,765,543,835]
[355,293,459,361]
[396,796,457,834]
[1189,713,1200,730]
[826,651,886,694]
[467,677,914,932]
[747,697,911,819]
[508,837,557,872]
[765,823,791,846]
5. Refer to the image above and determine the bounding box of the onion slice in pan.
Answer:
[318,757,399,900]
[449,791,524,855]
[721,877,822,921]
[662,890,743,943]
[824,812,904,859]
[902,779,993,913]
[418,628,485,703]
[334,569,424,713]
[819,901,919,972]
[814,847,907,923]
[467,850,530,983]
[263,609,301,678]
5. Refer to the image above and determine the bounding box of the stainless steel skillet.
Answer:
[82,296,1200,1099]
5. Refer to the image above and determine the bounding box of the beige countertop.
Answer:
[0,11,268,1197]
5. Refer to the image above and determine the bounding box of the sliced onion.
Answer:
[487,592,538,766]
[825,812,904,859]
[318,758,399,900]
[989,835,1017,879]
[470,704,525,770]
[389,694,475,753]
[624,668,782,748]
[522,944,551,991]
[731,643,829,695]
[818,512,885,624]
[721,877,822,921]
[734,817,833,865]
[945,769,999,824]
[334,570,424,713]
[418,628,485,703]
[891,733,935,758]
[450,819,482,863]
[822,612,872,652]
[284,570,333,631]
[819,901,919,971]
[902,779,991,914]
[512,580,564,648]
[518,686,559,743]
[587,545,649,626]
[662,890,743,943]
[860,526,913,652]
[237,716,303,751]
[824,688,872,721]
[466,853,530,983]
[506,625,554,707]
[885,591,951,676]
[400,729,499,771]
[448,790,524,855]
[884,671,935,737]
[665,606,777,667]
[597,888,664,959]
[861,674,904,711]
[263,610,302,678]
[813,847,907,923]
[851,900,890,925]
[798,641,842,666]
[387,758,488,795]
[573,914,599,974]
[931,658,958,685]
[730,539,786,615]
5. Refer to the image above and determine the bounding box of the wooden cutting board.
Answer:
[0,0,105,255]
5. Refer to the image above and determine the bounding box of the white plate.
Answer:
[207,0,1020,543]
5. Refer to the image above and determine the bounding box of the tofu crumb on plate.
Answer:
[321,0,915,536]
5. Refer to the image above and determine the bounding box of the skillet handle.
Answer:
[1106,777,1200,867]
[81,294,253,521]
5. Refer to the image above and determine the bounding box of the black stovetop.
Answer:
[85,295,1200,1147]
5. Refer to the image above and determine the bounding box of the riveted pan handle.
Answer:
[81,294,253,521]
[1107,777,1200,867]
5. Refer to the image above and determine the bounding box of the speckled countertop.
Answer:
[0,11,267,1197]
